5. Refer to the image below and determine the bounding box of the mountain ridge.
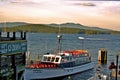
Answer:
[46,22,112,31]
[0,22,27,27]
[0,22,114,31]
[0,22,119,34]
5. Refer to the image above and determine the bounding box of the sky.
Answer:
[0,0,120,31]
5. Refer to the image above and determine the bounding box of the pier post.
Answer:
[23,52,26,65]
[116,55,119,80]
[23,32,26,40]
[21,32,23,39]
[0,54,1,78]
[13,32,16,40]
[98,48,107,64]
[0,32,1,38]
[7,32,10,38]
[11,55,16,80]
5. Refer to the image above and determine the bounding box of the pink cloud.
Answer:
[0,0,120,31]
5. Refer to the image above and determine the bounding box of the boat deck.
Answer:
[26,63,57,68]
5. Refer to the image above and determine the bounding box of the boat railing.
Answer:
[26,63,57,69]
[0,32,26,41]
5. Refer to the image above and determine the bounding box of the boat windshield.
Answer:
[47,57,51,61]
[42,56,61,63]
[43,56,47,61]
[61,56,72,62]
[51,57,55,62]
[55,57,59,62]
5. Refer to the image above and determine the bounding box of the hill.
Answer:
[47,23,111,31]
[0,22,27,27]
[0,22,120,34]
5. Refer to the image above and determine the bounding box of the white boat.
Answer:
[24,49,94,80]
[24,35,94,80]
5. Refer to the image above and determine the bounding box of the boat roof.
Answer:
[43,50,89,57]
[64,50,89,55]
[43,54,60,57]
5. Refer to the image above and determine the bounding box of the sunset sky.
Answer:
[0,0,120,31]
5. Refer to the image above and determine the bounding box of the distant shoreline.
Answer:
[0,22,120,34]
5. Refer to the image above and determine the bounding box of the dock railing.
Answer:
[0,32,26,41]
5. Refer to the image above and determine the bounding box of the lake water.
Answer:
[26,32,120,80]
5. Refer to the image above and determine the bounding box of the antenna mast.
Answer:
[3,20,6,32]
[57,24,62,53]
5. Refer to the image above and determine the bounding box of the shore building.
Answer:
[0,32,27,80]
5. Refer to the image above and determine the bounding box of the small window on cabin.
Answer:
[43,56,47,61]
[55,57,59,62]
[47,57,51,61]
[51,57,55,62]
[67,57,69,60]
[61,57,64,62]
[70,57,72,60]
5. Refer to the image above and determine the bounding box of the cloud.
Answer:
[10,0,63,5]
[72,2,96,6]
[0,0,120,31]
[94,1,120,17]
[103,2,120,14]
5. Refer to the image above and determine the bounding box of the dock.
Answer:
[0,32,27,80]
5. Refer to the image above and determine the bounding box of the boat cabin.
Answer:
[42,53,73,64]
[27,50,91,68]
[42,54,61,63]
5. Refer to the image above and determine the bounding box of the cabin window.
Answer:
[55,57,59,62]
[61,57,69,62]
[70,57,72,60]
[47,57,51,61]
[51,57,55,62]
[43,56,47,61]
[67,57,69,60]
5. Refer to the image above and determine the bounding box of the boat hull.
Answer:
[24,62,94,80]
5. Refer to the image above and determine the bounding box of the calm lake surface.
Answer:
[26,32,120,80]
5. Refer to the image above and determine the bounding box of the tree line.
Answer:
[0,24,120,34]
